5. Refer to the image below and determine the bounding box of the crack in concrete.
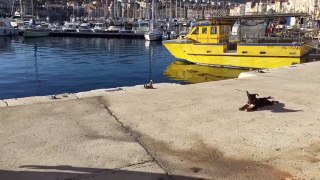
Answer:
[96,97,172,179]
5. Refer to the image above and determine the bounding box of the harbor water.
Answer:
[0,36,245,99]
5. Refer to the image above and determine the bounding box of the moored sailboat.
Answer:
[144,0,162,41]
[23,19,50,38]
[23,0,50,38]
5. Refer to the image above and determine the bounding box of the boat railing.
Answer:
[239,32,312,44]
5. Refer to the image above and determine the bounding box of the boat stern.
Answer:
[300,42,312,57]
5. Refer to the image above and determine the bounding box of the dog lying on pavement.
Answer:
[239,91,278,112]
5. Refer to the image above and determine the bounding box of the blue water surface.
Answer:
[0,36,180,99]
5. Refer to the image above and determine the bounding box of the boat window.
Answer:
[221,26,224,34]
[260,51,266,54]
[210,27,217,34]
[192,27,199,35]
[242,51,248,54]
[202,27,207,35]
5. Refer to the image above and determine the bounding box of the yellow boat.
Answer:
[162,15,312,69]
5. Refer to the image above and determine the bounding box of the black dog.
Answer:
[239,91,278,112]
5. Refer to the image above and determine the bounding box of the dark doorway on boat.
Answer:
[226,43,237,53]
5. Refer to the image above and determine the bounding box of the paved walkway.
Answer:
[1,62,320,180]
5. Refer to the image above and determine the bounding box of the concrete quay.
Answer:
[1,62,320,180]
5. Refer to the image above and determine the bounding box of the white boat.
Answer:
[50,23,61,32]
[105,26,120,34]
[62,22,77,32]
[93,23,106,33]
[0,17,19,36]
[135,20,150,35]
[144,29,162,41]
[77,23,92,33]
[23,0,49,37]
[144,0,162,41]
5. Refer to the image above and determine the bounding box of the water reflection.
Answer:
[147,42,154,82]
[164,61,247,83]
[0,37,244,99]
[0,37,175,99]
[33,43,41,95]
[0,37,15,52]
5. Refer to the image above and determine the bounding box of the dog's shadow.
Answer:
[257,102,302,113]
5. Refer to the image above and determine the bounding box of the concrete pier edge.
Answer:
[0,63,300,108]
[0,83,181,108]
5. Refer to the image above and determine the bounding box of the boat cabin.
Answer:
[185,25,230,44]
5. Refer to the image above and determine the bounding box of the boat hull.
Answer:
[163,40,311,69]
[144,33,162,41]
[23,30,50,37]
[180,55,301,69]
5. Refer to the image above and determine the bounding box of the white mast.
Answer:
[31,0,34,17]
[175,0,177,18]
[19,0,23,20]
[150,0,155,31]
[106,0,109,17]
[170,0,172,20]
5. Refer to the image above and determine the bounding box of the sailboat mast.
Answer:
[175,0,177,19]
[152,0,155,21]
[11,0,15,16]
[169,0,172,20]
[148,0,154,31]
[106,0,109,17]
[31,0,34,17]
[19,0,23,20]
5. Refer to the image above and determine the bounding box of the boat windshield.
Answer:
[139,22,149,27]
[79,24,89,28]
[67,24,75,28]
